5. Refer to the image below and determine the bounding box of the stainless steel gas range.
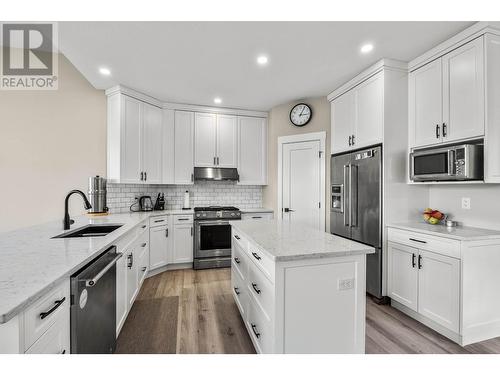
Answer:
[193,206,241,270]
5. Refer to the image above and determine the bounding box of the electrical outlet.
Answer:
[462,197,471,210]
[338,278,355,291]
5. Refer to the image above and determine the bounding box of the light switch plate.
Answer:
[462,197,471,210]
[338,278,355,291]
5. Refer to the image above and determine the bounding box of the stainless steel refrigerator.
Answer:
[330,145,382,299]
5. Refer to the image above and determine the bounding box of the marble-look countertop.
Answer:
[0,210,192,324]
[231,220,374,262]
[388,222,500,241]
[240,208,274,214]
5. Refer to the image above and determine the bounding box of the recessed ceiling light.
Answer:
[257,55,268,65]
[214,97,222,104]
[99,67,111,76]
[360,44,374,54]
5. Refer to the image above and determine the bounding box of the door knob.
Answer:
[283,208,295,212]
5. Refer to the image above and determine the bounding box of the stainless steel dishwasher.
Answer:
[70,245,122,353]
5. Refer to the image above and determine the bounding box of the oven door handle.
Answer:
[197,220,232,226]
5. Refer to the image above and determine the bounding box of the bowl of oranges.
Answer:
[423,208,446,225]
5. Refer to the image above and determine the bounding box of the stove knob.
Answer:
[231,213,235,216]
[196,213,201,217]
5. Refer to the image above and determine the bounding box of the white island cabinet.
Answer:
[230,220,374,354]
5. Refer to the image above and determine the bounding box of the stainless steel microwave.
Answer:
[410,144,483,182]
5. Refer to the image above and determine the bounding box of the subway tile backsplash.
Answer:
[107,181,263,213]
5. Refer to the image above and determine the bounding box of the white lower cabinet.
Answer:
[387,227,500,346]
[25,314,69,354]
[149,224,170,269]
[173,223,193,264]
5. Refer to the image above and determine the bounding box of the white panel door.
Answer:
[418,249,460,332]
[149,225,169,270]
[282,140,321,230]
[442,37,485,142]
[238,116,267,185]
[173,224,194,263]
[121,96,142,183]
[354,71,384,149]
[116,253,127,336]
[331,91,355,154]
[410,59,443,148]
[174,111,194,184]
[387,242,418,311]
[142,103,162,184]
[216,114,238,167]
[194,112,217,167]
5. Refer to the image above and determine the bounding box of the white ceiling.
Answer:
[59,21,473,111]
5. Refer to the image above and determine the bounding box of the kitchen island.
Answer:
[230,220,374,354]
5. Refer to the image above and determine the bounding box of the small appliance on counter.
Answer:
[88,175,108,215]
[154,193,165,211]
[130,195,154,212]
[182,190,191,210]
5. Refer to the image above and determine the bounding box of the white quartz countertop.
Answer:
[240,208,274,213]
[388,222,500,241]
[0,210,190,324]
[231,220,374,262]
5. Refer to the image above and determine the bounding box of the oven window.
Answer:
[414,152,448,175]
[199,224,231,250]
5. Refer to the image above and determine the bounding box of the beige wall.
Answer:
[0,54,106,232]
[263,96,331,230]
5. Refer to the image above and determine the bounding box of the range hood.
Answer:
[193,167,239,181]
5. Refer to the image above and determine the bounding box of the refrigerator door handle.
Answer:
[350,164,358,227]
[343,164,349,226]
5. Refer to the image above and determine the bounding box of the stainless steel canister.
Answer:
[88,176,108,213]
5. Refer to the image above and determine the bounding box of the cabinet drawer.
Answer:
[173,214,193,224]
[231,267,247,319]
[136,221,149,236]
[24,280,70,350]
[247,263,274,320]
[25,313,69,354]
[387,228,461,259]
[150,215,169,228]
[232,239,248,280]
[247,297,273,354]
[232,228,248,251]
[241,213,273,220]
[247,242,275,281]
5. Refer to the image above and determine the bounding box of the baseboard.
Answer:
[146,262,193,278]
[462,319,500,346]
[391,300,463,345]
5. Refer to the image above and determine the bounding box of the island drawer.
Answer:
[231,267,248,320]
[25,313,69,354]
[150,215,169,228]
[247,242,275,281]
[23,279,70,350]
[241,213,274,220]
[246,298,273,354]
[232,240,248,280]
[388,228,461,259]
[247,263,274,320]
[136,221,149,237]
[232,228,248,250]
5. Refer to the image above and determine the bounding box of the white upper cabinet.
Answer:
[409,59,443,148]
[409,36,485,148]
[194,112,217,167]
[331,90,355,154]
[238,116,267,185]
[107,93,162,183]
[142,103,162,184]
[174,111,195,184]
[161,109,175,184]
[442,37,484,143]
[216,115,238,168]
[354,72,384,149]
[330,71,384,154]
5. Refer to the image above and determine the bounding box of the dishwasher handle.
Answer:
[84,251,123,287]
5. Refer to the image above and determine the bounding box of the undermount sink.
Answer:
[52,224,123,239]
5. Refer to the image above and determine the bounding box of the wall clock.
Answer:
[289,103,312,127]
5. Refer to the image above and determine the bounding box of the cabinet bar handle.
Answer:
[141,267,147,272]
[442,123,447,137]
[418,254,423,269]
[191,173,194,182]
[352,134,355,145]
[234,257,241,264]
[165,228,169,237]
[348,136,352,146]
[412,253,416,268]
[191,227,193,236]
[217,156,219,165]
[214,156,217,165]
[251,323,261,338]
[436,124,440,139]
[144,172,147,181]
[141,242,147,247]
[178,218,189,221]
[127,253,133,269]
[234,287,240,295]
[140,172,144,181]
[154,219,164,223]
[252,216,262,219]
[251,283,261,294]
[39,297,66,320]
[142,225,147,229]
[409,238,427,244]
[234,235,240,240]
[252,252,261,260]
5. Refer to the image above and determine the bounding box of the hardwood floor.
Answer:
[116,268,500,354]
